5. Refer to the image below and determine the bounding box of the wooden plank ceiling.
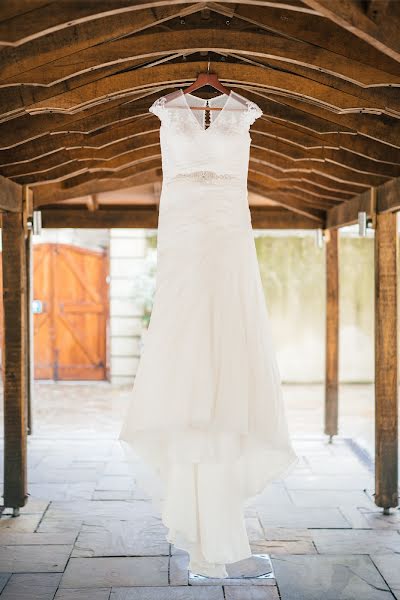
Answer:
[0,0,399,228]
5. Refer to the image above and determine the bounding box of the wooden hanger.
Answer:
[183,56,231,112]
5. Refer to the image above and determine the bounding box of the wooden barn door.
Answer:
[34,243,109,380]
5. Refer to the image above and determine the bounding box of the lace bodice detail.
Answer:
[149,89,262,185]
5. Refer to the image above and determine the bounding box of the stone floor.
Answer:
[0,382,399,599]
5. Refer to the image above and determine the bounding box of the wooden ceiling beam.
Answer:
[249,162,364,197]
[33,165,163,206]
[0,174,23,212]
[326,188,373,229]
[4,123,397,185]
[39,205,320,230]
[39,204,321,230]
[326,176,400,229]
[0,2,203,46]
[0,97,137,150]
[41,206,159,229]
[2,29,398,88]
[232,3,400,76]
[263,94,400,149]
[16,137,384,196]
[31,155,363,208]
[302,0,400,63]
[2,61,398,124]
[248,182,325,224]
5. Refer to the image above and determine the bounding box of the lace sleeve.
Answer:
[246,100,263,126]
[149,96,167,121]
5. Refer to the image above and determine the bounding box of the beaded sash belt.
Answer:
[169,170,239,184]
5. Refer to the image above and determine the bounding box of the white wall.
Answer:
[109,229,148,385]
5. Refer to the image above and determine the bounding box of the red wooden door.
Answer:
[34,243,109,380]
[0,243,109,380]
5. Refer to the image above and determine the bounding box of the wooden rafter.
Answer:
[302,0,400,63]
[0,1,397,223]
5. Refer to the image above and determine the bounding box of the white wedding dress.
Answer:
[118,88,299,578]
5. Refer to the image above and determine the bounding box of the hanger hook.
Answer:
[207,53,210,74]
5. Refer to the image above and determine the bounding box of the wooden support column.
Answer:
[325,229,339,441]
[2,211,28,512]
[375,211,398,511]
[23,187,34,436]
[25,228,33,435]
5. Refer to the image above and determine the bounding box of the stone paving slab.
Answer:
[224,587,279,600]
[110,587,225,599]
[54,589,111,599]
[250,539,316,555]
[59,557,169,588]
[0,573,61,600]
[245,518,264,541]
[287,489,376,508]
[246,484,292,509]
[284,474,373,491]
[261,528,312,541]
[311,529,400,554]
[0,573,10,594]
[271,554,392,600]
[0,514,42,533]
[29,467,99,484]
[71,517,169,557]
[0,544,72,573]
[371,555,400,600]
[28,482,96,501]
[337,505,371,529]
[0,532,77,545]
[92,491,133,501]
[359,507,400,529]
[169,555,189,586]
[103,461,131,476]
[46,500,157,521]
[258,506,351,529]
[95,476,134,491]
[36,518,83,535]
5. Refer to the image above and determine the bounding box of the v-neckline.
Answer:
[180,89,232,132]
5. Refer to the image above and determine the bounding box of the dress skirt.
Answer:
[118,176,299,577]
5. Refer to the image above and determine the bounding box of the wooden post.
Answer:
[325,228,339,441]
[23,187,34,435]
[2,211,28,512]
[26,228,33,435]
[375,211,398,511]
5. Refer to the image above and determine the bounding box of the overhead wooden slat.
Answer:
[2,30,399,88]
[264,94,400,149]
[302,0,400,63]
[5,62,396,122]
[39,204,320,229]
[233,3,400,75]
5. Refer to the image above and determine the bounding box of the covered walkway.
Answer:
[0,1,400,598]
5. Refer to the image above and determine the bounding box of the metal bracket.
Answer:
[22,186,33,239]
[370,186,377,230]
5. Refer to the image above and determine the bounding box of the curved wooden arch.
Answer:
[3,113,398,177]
[3,62,398,122]
[2,30,399,89]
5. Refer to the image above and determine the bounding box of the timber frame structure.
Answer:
[0,1,399,514]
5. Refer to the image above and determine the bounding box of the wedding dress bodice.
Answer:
[149,89,262,186]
